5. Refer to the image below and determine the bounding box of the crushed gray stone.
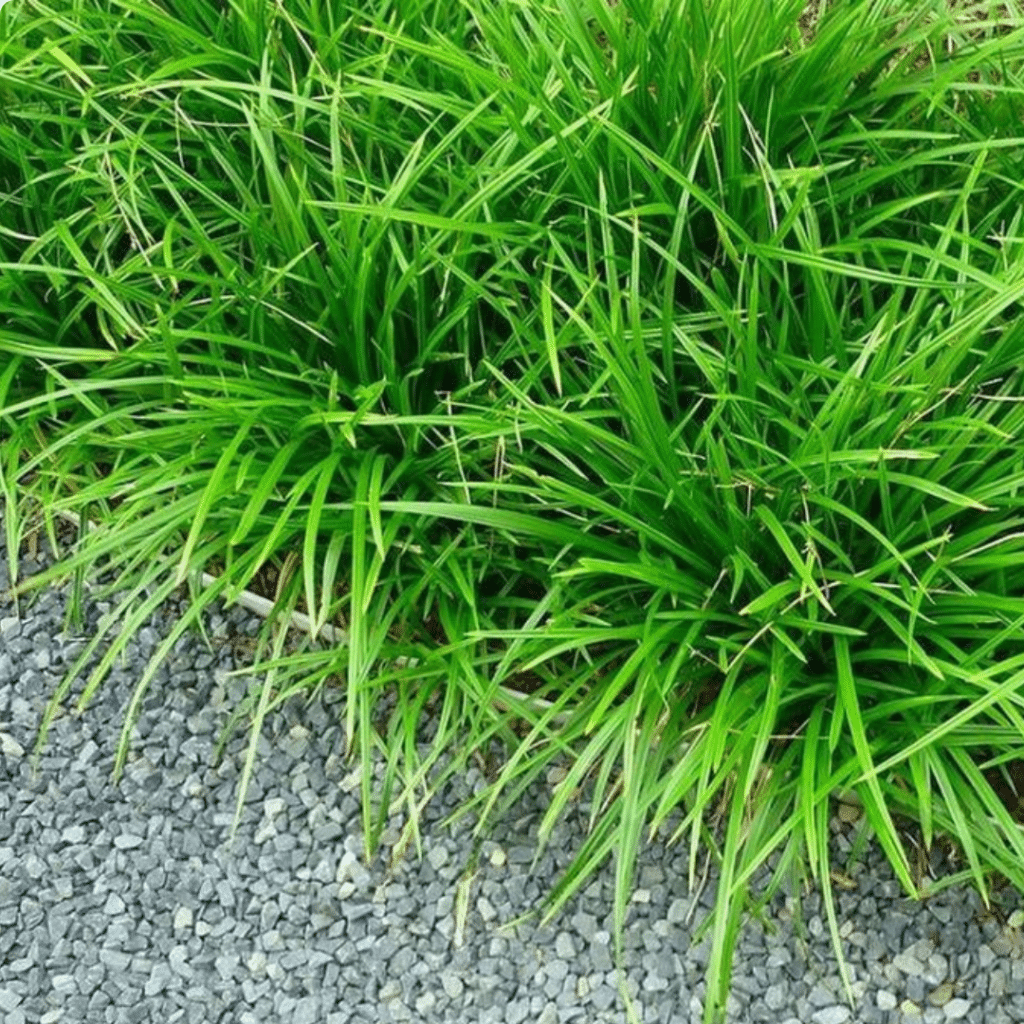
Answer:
[1,511,1023,1024]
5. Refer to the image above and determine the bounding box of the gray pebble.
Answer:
[293,996,318,1024]
[812,1007,851,1024]
[505,1000,529,1024]
[215,954,239,981]
[894,952,926,976]
[0,733,24,758]
[441,972,463,999]
[99,949,131,971]
[144,963,172,997]
[3,517,1024,1024]
[169,945,192,977]
[667,898,688,925]
[103,893,126,916]
[50,974,76,995]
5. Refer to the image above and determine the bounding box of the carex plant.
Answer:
[3,0,1024,1019]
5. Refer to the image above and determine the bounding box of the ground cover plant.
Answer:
[3,0,1024,1019]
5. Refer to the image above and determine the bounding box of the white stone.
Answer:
[943,1000,971,1020]
[172,906,193,931]
[0,733,24,759]
[877,991,898,1011]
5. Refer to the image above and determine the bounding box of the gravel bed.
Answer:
[2,517,1024,1024]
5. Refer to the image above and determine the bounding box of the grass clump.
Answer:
[3,0,1024,1019]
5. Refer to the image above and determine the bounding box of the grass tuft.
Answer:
[4,0,1024,1019]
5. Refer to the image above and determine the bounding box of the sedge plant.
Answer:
[3,0,1024,1020]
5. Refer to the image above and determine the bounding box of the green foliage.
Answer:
[3,0,1024,1019]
